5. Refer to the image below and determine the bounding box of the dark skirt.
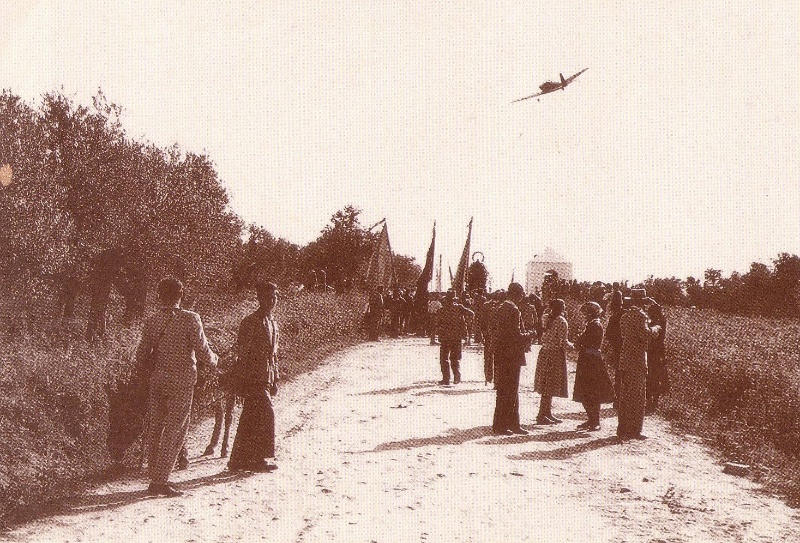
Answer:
[228,389,275,468]
[573,348,615,404]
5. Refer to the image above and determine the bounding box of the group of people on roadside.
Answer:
[429,281,667,441]
[135,277,281,497]
[364,285,417,340]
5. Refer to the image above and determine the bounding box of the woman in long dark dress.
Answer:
[228,282,280,472]
[573,302,615,431]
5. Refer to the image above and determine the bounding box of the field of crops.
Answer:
[658,306,800,504]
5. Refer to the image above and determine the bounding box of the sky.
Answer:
[1,1,797,287]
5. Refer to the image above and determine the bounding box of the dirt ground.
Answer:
[5,337,799,542]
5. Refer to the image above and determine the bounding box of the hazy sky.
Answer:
[1,1,797,286]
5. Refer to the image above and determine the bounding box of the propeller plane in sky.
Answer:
[512,68,588,103]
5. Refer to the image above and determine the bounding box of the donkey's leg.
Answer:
[203,399,224,456]
[220,395,235,457]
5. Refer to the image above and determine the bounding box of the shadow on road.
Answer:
[481,428,587,446]
[2,469,255,528]
[508,436,620,461]
[413,387,490,397]
[357,382,433,396]
[550,407,617,422]
[370,426,494,452]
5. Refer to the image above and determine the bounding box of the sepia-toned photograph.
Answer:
[1,1,798,541]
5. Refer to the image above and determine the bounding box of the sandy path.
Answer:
[5,338,799,542]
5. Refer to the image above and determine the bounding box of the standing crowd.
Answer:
[418,281,666,441]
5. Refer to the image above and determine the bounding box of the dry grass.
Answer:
[655,307,800,505]
[559,298,800,505]
[0,288,366,525]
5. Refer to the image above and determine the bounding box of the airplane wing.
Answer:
[562,68,589,86]
[511,91,545,103]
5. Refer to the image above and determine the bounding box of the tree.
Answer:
[392,254,421,289]
[773,253,800,317]
[683,276,703,307]
[302,205,376,290]
[233,225,300,290]
[643,276,685,306]
[743,262,774,316]
[2,90,245,332]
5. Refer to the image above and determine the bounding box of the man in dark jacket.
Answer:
[436,290,474,385]
[491,283,535,435]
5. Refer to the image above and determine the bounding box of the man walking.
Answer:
[435,290,474,385]
[492,283,535,435]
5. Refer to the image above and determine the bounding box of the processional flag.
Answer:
[414,222,436,315]
[435,254,442,293]
[364,221,394,289]
[453,217,473,293]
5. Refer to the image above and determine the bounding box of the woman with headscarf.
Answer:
[573,302,615,431]
[534,298,573,425]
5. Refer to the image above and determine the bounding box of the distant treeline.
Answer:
[642,254,800,318]
[0,90,420,329]
[542,253,799,319]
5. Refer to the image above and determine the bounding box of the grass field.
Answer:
[658,306,800,505]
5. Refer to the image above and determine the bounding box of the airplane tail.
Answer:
[560,73,566,87]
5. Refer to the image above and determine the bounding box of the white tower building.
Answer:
[526,248,573,294]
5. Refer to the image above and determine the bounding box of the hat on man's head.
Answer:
[507,282,525,298]
[580,301,602,318]
[625,288,653,307]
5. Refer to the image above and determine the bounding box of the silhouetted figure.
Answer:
[535,298,573,425]
[491,283,535,435]
[616,289,661,440]
[646,303,668,414]
[573,302,614,431]
[435,290,473,385]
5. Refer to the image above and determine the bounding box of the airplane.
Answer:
[512,68,588,103]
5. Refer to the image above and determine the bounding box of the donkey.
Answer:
[202,392,237,457]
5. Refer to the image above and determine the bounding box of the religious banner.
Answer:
[452,217,473,293]
[364,221,394,289]
[413,222,436,316]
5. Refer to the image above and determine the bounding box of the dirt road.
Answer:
[6,338,799,542]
